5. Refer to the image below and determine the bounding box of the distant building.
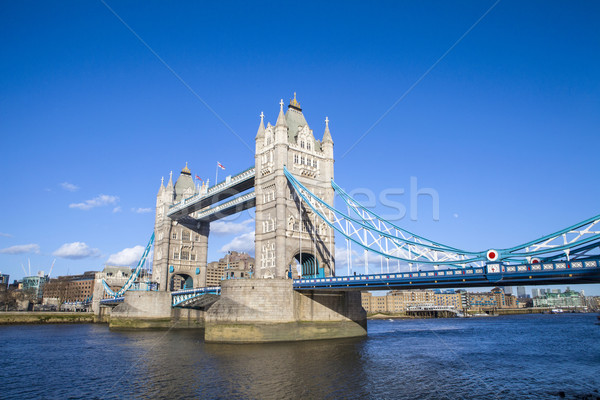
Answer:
[468,287,518,312]
[502,286,513,295]
[8,279,22,290]
[516,286,527,298]
[222,251,254,280]
[206,261,225,287]
[531,288,540,298]
[94,265,134,297]
[533,288,584,309]
[206,251,254,287]
[361,290,463,314]
[0,273,9,290]
[22,273,49,302]
[43,271,97,304]
[469,292,499,311]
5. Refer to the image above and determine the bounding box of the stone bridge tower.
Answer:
[153,164,209,291]
[254,94,335,279]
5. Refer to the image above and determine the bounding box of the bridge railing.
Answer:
[99,296,124,305]
[171,286,221,307]
[293,258,600,289]
[206,166,255,195]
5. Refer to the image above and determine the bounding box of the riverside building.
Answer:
[43,271,96,304]
[361,290,464,314]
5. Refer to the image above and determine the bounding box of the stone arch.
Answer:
[169,272,193,291]
[290,251,323,278]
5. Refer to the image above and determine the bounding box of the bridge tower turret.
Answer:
[254,94,335,279]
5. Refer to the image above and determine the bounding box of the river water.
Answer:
[1,314,599,400]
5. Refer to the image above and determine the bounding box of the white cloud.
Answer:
[335,246,381,268]
[69,194,119,210]
[453,213,459,219]
[220,231,255,253]
[0,232,13,238]
[0,244,40,255]
[113,206,122,213]
[107,245,145,266]
[211,219,253,235]
[60,182,79,192]
[132,207,152,214]
[53,242,101,259]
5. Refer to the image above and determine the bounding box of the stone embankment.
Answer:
[0,312,94,325]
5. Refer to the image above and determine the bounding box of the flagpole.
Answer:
[215,163,219,187]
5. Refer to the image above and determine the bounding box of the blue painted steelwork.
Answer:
[171,287,221,308]
[99,296,124,306]
[102,233,155,298]
[332,179,469,254]
[284,167,600,269]
[294,253,324,278]
[293,258,600,291]
[285,167,485,267]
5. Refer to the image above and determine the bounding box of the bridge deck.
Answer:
[293,259,600,291]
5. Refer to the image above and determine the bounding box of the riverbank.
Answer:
[368,308,594,319]
[0,312,95,325]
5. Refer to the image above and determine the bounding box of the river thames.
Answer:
[1,314,599,399]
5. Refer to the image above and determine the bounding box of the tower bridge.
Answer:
[96,94,600,342]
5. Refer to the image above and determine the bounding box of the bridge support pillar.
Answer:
[204,279,367,343]
[109,291,173,329]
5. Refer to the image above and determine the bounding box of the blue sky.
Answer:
[1,1,599,295]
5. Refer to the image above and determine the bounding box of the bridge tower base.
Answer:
[109,291,173,329]
[204,279,367,343]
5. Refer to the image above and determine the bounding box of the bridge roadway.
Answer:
[99,259,600,308]
[293,258,600,291]
[167,166,255,219]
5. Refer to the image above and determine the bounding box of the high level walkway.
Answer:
[167,166,255,219]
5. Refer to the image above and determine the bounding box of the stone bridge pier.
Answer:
[205,279,366,343]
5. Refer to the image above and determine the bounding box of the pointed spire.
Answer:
[276,99,287,127]
[322,116,333,143]
[256,111,265,139]
[166,171,174,189]
[158,176,165,194]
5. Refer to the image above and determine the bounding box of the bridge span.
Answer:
[293,258,600,291]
